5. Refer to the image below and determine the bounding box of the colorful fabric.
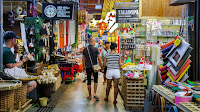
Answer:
[161,75,167,80]
[171,47,192,72]
[167,72,175,82]
[163,61,168,66]
[176,65,191,82]
[162,44,174,54]
[161,40,175,49]
[159,65,167,71]
[168,39,190,67]
[161,70,168,76]
[168,59,191,81]
[162,51,169,58]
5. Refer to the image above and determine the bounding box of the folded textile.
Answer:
[165,77,171,83]
[163,58,169,62]
[176,65,191,82]
[171,47,192,71]
[159,65,167,71]
[168,59,191,81]
[162,44,174,54]
[161,75,167,80]
[161,70,168,76]
[167,72,175,82]
[169,55,190,75]
[163,61,168,66]
[180,73,189,82]
[161,40,175,49]
[169,66,178,76]
[162,51,169,58]
[168,39,190,67]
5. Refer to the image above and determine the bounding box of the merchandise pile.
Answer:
[158,36,193,84]
[122,62,145,78]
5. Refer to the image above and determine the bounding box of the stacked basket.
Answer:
[121,74,145,110]
[0,80,22,111]
[14,83,28,107]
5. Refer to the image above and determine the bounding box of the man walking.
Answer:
[82,37,102,100]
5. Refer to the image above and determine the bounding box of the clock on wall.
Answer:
[44,5,57,18]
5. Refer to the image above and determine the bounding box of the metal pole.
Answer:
[195,0,200,80]
[0,0,3,71]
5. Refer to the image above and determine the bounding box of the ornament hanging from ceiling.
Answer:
[98,30,104,35]
[99,22,108,30]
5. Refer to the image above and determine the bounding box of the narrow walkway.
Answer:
[53,72,127,112]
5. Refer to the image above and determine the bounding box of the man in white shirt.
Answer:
[100,42,110,85]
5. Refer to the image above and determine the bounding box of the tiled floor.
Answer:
[28,72,157,112]
[53,72,127,112]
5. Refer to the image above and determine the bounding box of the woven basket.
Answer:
[0,80,22,111]
[14,83,28,106]
[0,90,14,111]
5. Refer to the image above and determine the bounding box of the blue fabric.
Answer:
[162,44,174,54]
[168,106,178,112]
[27,82,30,87]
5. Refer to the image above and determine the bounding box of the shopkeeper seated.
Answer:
[3,31,37,93]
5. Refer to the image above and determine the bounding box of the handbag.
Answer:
[87,47,100,73]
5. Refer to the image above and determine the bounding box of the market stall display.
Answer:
[158,36,192,84]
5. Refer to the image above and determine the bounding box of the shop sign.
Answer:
[116,9,141,23]
[42,3,74,20]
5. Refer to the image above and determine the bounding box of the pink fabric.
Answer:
[159,65,167,71]
[168,59,192,81]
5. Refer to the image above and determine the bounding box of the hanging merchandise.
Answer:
[98,30,104,35]
[99,22,108,30]
[40,24,48,35]
[126,56,131,63]
[25,17,43,62]
[28,25,36,36]
[68,20,76,45]
[158,36,193,84]
[8,9,15,26]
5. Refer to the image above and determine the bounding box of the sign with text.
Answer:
[42,3,74,20]
[139,62,153,70]
[116,9,141,23]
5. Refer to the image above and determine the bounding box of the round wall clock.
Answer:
[44,5,57,18]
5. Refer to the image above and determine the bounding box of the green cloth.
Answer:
[162,51,169,58]
[163,61,168,66]
[3,47,15,68]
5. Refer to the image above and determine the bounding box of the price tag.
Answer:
[139,62,153,70]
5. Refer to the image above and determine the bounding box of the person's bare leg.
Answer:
[103,73,107,84]
[94,83,98,96]
[27,81,37,94]
[88,85,91,98]
[105,79,112,99]
[114,79,120,102]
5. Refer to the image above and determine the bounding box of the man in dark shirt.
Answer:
[82,37,102,100]
[3,31,37,93]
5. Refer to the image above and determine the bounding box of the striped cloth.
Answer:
[105,53,122,70]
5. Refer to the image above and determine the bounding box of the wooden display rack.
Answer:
[152,85,175,102]
[179,102,200,112]
[121,75,145,110]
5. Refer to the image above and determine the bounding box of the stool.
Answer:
[60,67,74,81]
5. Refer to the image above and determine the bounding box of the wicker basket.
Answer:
[0,90,14,111]
[0,80,22,111]
[14,83,28,107]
